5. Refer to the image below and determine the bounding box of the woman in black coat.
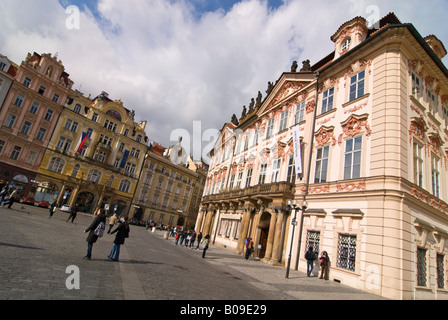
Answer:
[108,216,130,261]
[83,208,106,260]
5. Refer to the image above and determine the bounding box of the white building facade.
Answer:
[197,13,448,300]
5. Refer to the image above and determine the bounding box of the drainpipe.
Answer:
[294,70,320,271]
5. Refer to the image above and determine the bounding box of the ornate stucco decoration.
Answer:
[315,126,336,147]
[340,114,372,139]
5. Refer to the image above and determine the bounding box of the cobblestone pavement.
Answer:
[0,203,385,303]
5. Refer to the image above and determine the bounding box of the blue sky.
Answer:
[2,0,448,153]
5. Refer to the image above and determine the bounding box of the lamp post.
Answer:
[285,199,307,278]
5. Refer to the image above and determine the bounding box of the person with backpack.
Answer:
[83,208,106,260]
[305,246,316,276]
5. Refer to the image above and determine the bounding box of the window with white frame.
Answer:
[14,94,24,107]
[119,180,131,193]
[279,110,289,132]
[48,157,65,173]
[71,164,80,178]
[315,145,329,183]
[271,159,281,183]
[295,101,305,124]
[412,72,422,100]
[343,136,362,180]
[30,102,39,114]
[10,146,22,161]
[236,171,243,188]
[36,128,46,141]
[258,163,267,184]
[25,151,37,166]
[229,174,235,189]
[287,154,296,183]
[413,141,424,188]
[321,88,334,114]
[5,114,16,128]
[245,168,253,188]
[21,121,32,135]
[266,118,275,138]
[87,169,102,184]
[432,154,440,198]
[44,109,54,121]
[74,104,82,114]
[349,70,365,101]
[428,90,438,116]
[252,128,259,146]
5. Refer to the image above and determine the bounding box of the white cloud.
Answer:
[1,0,447,157]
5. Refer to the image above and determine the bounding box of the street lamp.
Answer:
[285,199,307,279]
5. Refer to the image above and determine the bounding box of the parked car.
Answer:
[22,197,35,206]
[60,204,72,212]
[38,201,50,208]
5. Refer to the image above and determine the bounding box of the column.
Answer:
[270,210,285,264]
[263,210,277,262]
[237,209,252,253]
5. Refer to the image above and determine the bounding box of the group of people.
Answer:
[305,246,330,280]
[172,229,210,258]
[83,208,130,261]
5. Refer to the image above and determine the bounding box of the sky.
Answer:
[1,0,448,162]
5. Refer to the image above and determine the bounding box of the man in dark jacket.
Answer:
[66,203,79,223]
[84,208,106,260]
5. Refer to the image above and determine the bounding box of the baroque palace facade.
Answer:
[197,13,448,299]
[0,51,205,225]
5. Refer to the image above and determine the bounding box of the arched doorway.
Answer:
[258,212,271,259]
[76,191,95,214]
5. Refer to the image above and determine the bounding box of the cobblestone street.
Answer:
[0,203,385,306]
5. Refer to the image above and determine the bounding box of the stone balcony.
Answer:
[202,181,295,205]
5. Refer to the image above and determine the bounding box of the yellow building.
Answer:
[36,90,149,215]
[131,142,207,228]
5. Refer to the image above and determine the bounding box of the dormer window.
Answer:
[342,38,351,52]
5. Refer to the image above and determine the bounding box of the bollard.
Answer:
[164,231,169,240]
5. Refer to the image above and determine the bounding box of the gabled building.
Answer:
[131,141,207,228]
[0,52,73,195]
[197,13,448,299]
[36,90,149,215]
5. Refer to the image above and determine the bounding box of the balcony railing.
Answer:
[202,181,294,203]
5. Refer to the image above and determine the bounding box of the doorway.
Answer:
[258,212,271,259]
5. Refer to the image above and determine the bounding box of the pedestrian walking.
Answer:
[49,201,57,218]
[107,213,118,234]
[66,203,79,223]
[0,185,7,205]
[185,232,190,247]
[189,231,196,249]
[174,232,180,245]
[244,237,254,260]
[83,208,106,260]
[201,234,210,258]
[305,246,316,276]
[5,188,18,209]
[196,232,202,250]
[319,251,330,280]
[108,216,130,262]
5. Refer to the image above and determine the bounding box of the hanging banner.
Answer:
[292,125,302,175]
[120,150,130,169]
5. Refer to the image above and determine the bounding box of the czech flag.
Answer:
[76,132,88,153]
